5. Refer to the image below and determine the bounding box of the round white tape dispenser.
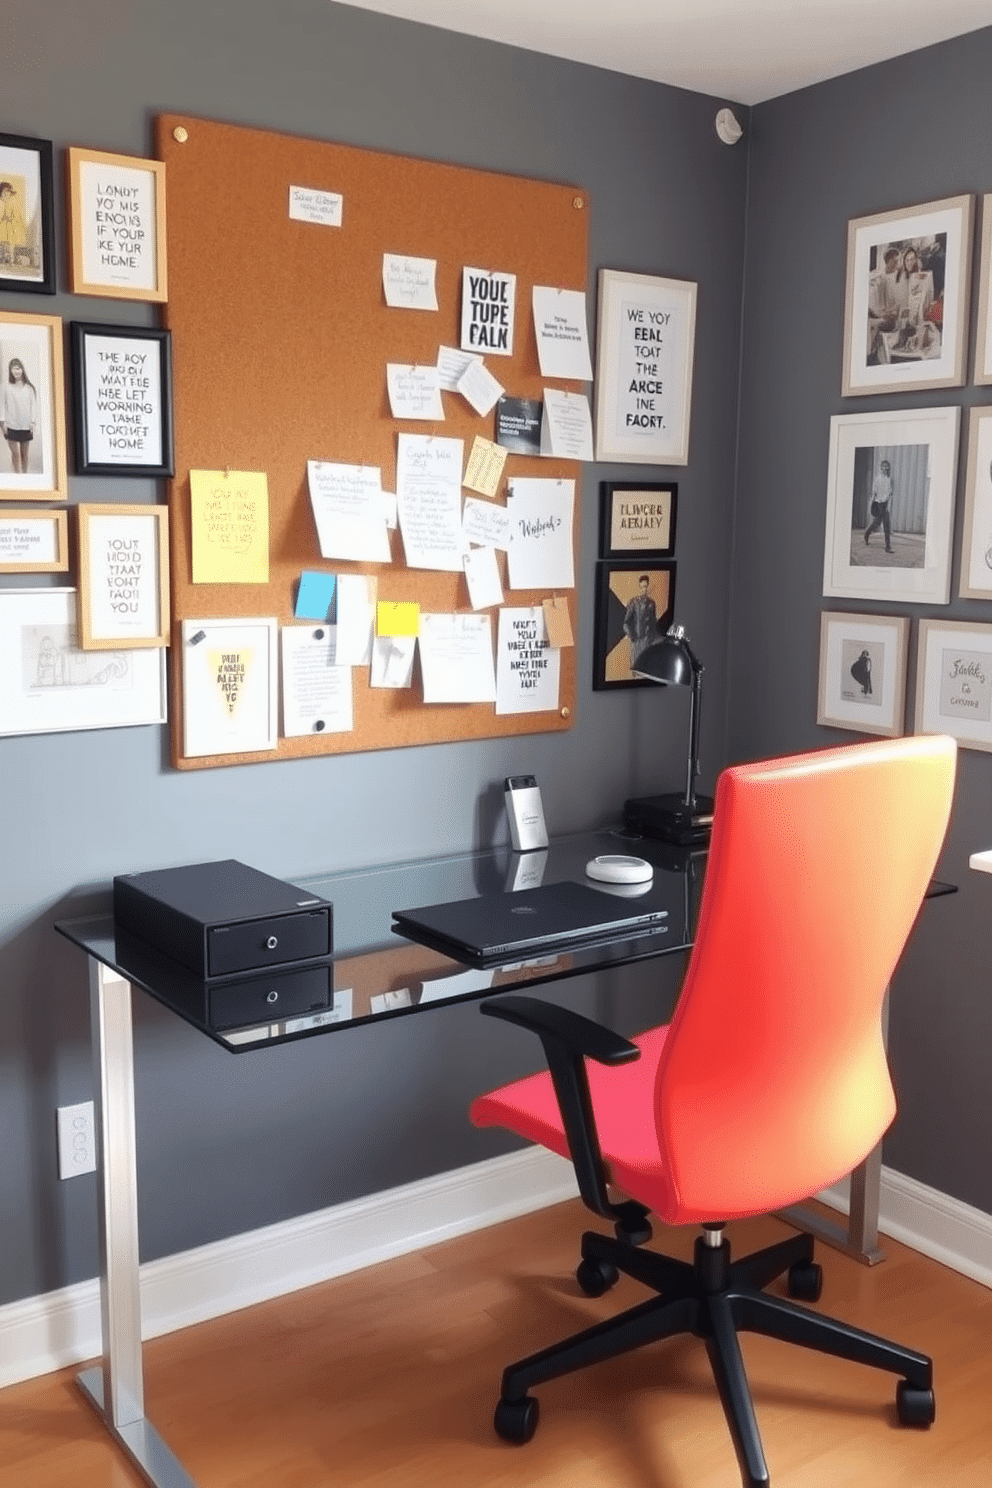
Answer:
[585,853,654,886]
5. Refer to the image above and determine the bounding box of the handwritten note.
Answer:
[463,435,507,497]
[540,387,594,461]
[281,625,353,737]
[307,461,391,563]
[386,364,445,420]
[418,613,497,703]
[532,286,593,379]
[461,267,516,357]
[190,470,269,584]
[396,434,465,571]
[288,185,343,226]
[505,478,575,590]
[496,606,561,714]
[382,254,438,310]
[437,345,481,391]
[463,544,504,610]
[462,496,511,550]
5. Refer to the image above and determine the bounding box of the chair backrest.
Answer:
[653,734,956,1226]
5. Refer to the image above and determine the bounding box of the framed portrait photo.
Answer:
[0,132,55,294]
[600,480,677,559]
[76,504,170,650]
[594,269,696,465]
[70,323,174,476]
[817,610,909,738]
[67,146,167,302]
[841,194,972,397]
[822,405,960,606]
[915,619,992,753]
[592,559,676,691]
[0,310,67,502]
[0,507,68,573]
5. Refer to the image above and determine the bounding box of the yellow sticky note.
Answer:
[377,600,420,637]
[190,469,270,584]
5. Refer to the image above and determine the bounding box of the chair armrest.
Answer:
[480,995,641,1223]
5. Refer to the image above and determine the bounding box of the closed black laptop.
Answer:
[391,879,668,965]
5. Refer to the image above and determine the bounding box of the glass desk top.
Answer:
[55,831,703,1052]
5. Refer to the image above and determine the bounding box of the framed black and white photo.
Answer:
[915,619,992,753]
[594,269,696,465]
[0,310,67,502]
[958,407,992,599]
[592,559,676,690]
[842,194,972,397]
[0,133,55,294]
[67,147,168,302]
[822,405,960,606]
[973,194,992,385]
[817,610,909,738]
[600,481,677,559]
[70,323,174,476]
[77,504,170,649]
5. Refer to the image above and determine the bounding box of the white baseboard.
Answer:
[3,1151,990,1392]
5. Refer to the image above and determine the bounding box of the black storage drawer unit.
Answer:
[113,859,332,982]
[209,962,332,1029]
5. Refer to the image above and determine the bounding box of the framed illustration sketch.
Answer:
[76,504,170,649]
[958,407,992,599]
[181,617,279,758]
[594,270,696,465]
[592,559,676,690]
[0,310,67,501]
[822,405,960,606]
[70,323,174,476]
[0,588,166,737]
[841,194,972,397]
[915,619,992,753]
[0,507,68,573]
[0,132,55,294]
[817,611,909,737]
[600,481,677,559]
[67,147,168,301]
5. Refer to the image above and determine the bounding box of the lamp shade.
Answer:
[633,624,697,687]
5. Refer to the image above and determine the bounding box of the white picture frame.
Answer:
[817,610,909,737]
[594,268,696,465]
[181,617,278,759]
[842,194,972,397]
[0,588,166,737]
[972,194,992,385]
[958,406,992,599]
[915,618,992,753]
[822,405,960,606]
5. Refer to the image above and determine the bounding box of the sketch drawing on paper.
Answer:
[23,624,131,690]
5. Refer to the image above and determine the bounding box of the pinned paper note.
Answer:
[495,396,542,455]
[377,600,420,637]
[418,613,497,703]
[396,434,465,571]
[437,346,481,391]
[386,364,444,420]
[295,571,336,622]
[463,435,507,498]
[456,357,504,416]
[371,635,416,689]
[543,596,574,648]
[532,286,593,379]
[462,496,511,550]
[281,626,353,737]
[335,574,377,666]
[540,388,594,461]
[463,545,504,611]
[461,267,516,357]
[505,479,575,589]
[190,470,269,584]
[307,462,391,563]
[382,254,438,310]
[288,185,343,227]
[496,606,561,714]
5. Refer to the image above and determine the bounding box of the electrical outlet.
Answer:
[57,1101,97,1179]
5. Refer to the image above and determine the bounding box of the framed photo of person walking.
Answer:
[817,610,909,738]
[0,133,55,294]
[592,559,676,690]
[0,310,67,502]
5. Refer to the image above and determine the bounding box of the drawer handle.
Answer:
[266,935,279,950]
[266,990,279,1004]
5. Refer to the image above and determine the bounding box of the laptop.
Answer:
[391,879,669,966]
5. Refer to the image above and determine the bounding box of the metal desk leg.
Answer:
[77,959,198,1487]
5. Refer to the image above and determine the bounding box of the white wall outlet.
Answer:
[57,1101,97,1179]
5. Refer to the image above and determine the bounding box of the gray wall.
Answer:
[734,29,992,1212]
[0,1,746,1305]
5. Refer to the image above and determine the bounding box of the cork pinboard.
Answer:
[155,114,588,770]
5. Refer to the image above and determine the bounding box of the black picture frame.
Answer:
[593,559,677,691]
[599,480,677,559]
[70,322,174,477]
[0,133,55,295]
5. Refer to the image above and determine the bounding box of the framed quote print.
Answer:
[817,610,909,738]
[76,504,170,650]
[181,616,279,758]
[915,619,992,753]
[70,322,174,476]
[0,310,67,502]
[594,270,696,465]
[67,147,168,301]
[600,481,677,559]
[0,508,68,572]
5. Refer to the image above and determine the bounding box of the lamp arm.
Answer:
[684,665,703,810]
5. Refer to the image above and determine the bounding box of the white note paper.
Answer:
[370,635,416,689]
[334,574,376,666]
[307,461,391,563]
[437,345,481,391]
[462,496,511,550]
[505,479,575,589]
[382,254,438,310]
[456,358,504,416]
[463,545,504,611]
[396,434,465,572]
[386,364,445,421]
[532,286,593,379]
[281,626,354,737]
[496,606,561,714]
[540,388,594,461]
[418,612,496,703]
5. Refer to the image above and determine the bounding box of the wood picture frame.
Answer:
[594,269,696,466]
[70,322,174,476]
[600,480,677,558]
[0,132,55,294]
[0,309,68,502]
[841,193,972,397]
[76,503,170,650]
[592,559,676,690]
[915,618,992,753]
[958,406,992,599]
[817,610,909,738]
[67,146,168,302]
[0,507,68,572]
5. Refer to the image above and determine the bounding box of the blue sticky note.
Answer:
[295,570,336,622]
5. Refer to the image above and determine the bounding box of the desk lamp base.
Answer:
[623,792,714,847]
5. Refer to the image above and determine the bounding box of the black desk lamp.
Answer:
[623,624,715,846]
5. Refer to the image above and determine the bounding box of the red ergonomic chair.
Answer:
[470,734,956,1488]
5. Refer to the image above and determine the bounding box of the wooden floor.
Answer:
[2,1201,991,1487]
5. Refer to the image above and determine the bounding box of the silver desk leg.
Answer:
[78,958,198,1488]
[776,989,889,1267]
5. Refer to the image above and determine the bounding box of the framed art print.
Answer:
[958,406,992,599]
[841,194,972,397]
[915,619,992,753]
[822,405,960,605]
[973,194,992,385]
[593,559,676,690]
[594,269,696,465]
[76,504,170,650]
[0,508,68,573]
[181,617,279,758]
[600,481,677,559]
[0,310,67,501]
[0,132,55,294]
[70,322,174,476]
[67,147,168,301]
[817,610,909,738]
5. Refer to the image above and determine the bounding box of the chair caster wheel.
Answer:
[787,1260,823,1302]
[576,1258,619,1297]
[896,1380,935,1427]
[494,1394,539,1443]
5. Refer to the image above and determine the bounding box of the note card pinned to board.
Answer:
[190,470,269,584]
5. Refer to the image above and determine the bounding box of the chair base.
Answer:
[494,1228,934,1488]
